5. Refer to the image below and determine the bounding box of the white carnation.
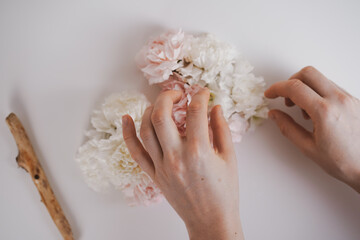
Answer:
[178,33,268,141]
[90,93,148,136]
[228,113,249,142]
[184,34,237,84]
[231,74,267,119]
[75,92,163,206]
[76,137,140,191]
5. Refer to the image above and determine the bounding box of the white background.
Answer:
[1,0,360,239]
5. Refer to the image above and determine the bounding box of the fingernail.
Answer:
[218,105,223,115]
[122,115,128,126]
[264,90,269,97]
[269,112,276,120]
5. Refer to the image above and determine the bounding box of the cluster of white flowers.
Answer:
[75,92,162,206]
[138,30,268,142]
[76,29,268,207]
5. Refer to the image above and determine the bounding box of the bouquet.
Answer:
[76,29,268,206]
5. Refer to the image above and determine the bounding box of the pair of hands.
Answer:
[122,66,360,240]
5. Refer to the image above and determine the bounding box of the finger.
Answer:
[210,105,235,157]
[290,66,337,97]
[265,79,324,118]
[140,106,163,164]
[186,88,210,145]
[269,109,314,155]
[151,90,183,151]
[122,115,155,178]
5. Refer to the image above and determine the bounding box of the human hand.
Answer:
[265,66,360,193]
[122,89,244,240]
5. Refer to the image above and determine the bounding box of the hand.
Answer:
[122,89,244,240]
[265,66,360,193]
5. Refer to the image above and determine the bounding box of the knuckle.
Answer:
[122,131,134,142]
[144,105,154,114]
[188,143,203,159]
[288,79,304,92]
[336,93,351,105]
[170,161,184,175]
[140,128,153,142]
[159,91,170,98]
[198,88,210,96]
[151,111,165,126]
[278,123,290,137]
[188,102,203,114]
[316,100,330,115]
[164,150,177,161]
[301,66,316,75]
[159,90,175,101]
[316,100,341,123]
[198,89,210,101]
[130,151,141,161]
[164,151,184,173]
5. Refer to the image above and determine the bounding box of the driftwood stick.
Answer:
[6,113,74,240]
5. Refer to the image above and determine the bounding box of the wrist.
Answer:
[185,213,244,240]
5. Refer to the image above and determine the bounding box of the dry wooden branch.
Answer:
[6,113,74,240]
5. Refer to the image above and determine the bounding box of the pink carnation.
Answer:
[160,73,204,136]
[137,29,187,85]
[123,174,163,206]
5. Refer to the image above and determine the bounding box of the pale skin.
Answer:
[122,66,360,239]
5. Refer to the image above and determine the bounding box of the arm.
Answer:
[122,89,244,240]
[265,66,360,193]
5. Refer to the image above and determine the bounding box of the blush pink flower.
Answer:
[160,73,203,136]
[123,174,163,206]
[137,29,187,85]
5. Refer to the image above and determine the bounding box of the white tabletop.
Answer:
[1,0,360,239]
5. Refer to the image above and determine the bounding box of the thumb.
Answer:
[269,109,314,155]
[210,105,235,158]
